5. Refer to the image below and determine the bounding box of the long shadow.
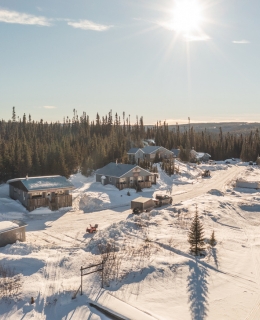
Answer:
[211,247,219,269]
[187,259,209,320]
[155,241,222,275]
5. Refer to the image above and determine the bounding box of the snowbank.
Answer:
[236,178,260,189]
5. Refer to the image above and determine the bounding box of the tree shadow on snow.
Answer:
[187,259,209,320]
[212,248,219,269]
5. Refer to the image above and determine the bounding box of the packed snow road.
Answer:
[170,165,241,203]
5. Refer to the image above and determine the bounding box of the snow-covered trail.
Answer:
[170,166,241,203]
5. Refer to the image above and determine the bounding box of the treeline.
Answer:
[0,108,259,182]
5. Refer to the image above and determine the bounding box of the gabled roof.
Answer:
[141,146,161,154]
[127,148,143,154]
[142,146,174,154]
[96,163,152,178]
[7,176,74,192]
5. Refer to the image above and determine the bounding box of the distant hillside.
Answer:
[167,122,260,134]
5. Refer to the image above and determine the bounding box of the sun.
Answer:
[171,0,203,35]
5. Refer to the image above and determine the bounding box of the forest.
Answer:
[0,107,259,182]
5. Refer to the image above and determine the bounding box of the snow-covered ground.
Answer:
[1,163,260,319]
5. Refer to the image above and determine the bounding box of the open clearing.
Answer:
[1,163,260,319]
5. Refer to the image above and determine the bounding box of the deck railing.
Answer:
[27,194,72,211]
[116,181,152,190]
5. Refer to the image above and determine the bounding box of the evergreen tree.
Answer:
[209,231,216,247]
[188,206,205,255]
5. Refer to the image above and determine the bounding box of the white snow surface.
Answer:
[0,221,18,233]
[1,163,260,319]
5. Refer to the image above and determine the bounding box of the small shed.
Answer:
[0,220,27,247]
[131,197,155,212]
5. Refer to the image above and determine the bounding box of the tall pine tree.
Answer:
[188,206,205,255]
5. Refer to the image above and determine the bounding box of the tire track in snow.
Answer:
[37,250,62,318]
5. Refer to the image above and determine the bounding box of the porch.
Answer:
[116,181,152,190]
[27,194,72,211]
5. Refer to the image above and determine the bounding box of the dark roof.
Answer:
[96,163,151,178]
[127,148,142,154]
[8,176,74,192]
[171,149,180,157]
[141,146,161,154]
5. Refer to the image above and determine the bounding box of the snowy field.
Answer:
[1,162,260,319]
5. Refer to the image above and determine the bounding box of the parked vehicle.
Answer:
[249,161,254,165]
[202,170,211,178]
[154,194,173,207]
[133,207,141,214]
[86,224,98,233]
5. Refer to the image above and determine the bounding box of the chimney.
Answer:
[26,174,28,180]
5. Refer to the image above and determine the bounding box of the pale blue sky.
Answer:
[0,0,259,124]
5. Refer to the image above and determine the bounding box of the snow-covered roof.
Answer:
[8,176,74,192]
[131,197,153,204]
[127,148,143,154]
[96,163,151,178]
[194,152,211,159]
[0,221,19,233]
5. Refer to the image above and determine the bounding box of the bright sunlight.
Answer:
[171,0,203,35]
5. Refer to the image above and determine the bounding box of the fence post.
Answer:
[101,260,104,288]
[80,266,83,295]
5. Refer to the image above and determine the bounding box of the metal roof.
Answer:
[141,146,161,154]
[127,148,143,154]
[96,163,150,178]
[8,176,74,192]
[171,149,180,156]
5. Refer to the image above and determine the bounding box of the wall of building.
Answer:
[0,226,26,247]
[9,185,28,207]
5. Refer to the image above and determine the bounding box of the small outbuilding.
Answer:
[0,220,27,247]
[7,175,75,212]
[131,197,155,212]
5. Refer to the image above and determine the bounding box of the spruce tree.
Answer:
[188,206,205,255]
[209,231,216,247]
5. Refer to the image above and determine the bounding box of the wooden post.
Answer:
[80,266,83,295]
[101,260,104,288]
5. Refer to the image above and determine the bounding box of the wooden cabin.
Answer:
[7,175,74,212]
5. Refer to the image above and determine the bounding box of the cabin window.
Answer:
[109,177,112,182]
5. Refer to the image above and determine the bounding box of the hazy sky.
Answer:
[0,0,259,124]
